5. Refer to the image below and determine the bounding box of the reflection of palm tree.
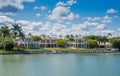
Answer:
[0,25,10,51]
[11,24,25,47]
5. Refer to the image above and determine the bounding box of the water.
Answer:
[0,53,120,76]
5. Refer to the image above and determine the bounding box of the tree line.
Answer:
[0,24,120,51]
[0,24,24,51]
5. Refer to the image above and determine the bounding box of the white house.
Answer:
[16,35,89,49]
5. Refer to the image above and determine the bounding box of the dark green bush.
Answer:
[5,41,14,51]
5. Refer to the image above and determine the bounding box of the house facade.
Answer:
[16,35,89,49]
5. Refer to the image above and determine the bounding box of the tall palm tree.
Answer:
[11,23,25,47]
[96,36,101,48]
[100,36,108,48]
[0,25,10,51]
[103,36,107,48]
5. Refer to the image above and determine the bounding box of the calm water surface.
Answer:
[0,53,120,76]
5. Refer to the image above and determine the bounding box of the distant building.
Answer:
[15,35,89,49]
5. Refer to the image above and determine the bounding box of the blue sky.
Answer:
[0,0,120,37]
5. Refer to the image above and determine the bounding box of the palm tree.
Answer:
[102,36,108,48]
[70,34,74,38]
[11,23,25,47]
[65,35,70,38]
[96,36,101,48]
[0,25,10,51]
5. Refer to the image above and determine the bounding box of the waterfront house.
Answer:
[16,35,89,49]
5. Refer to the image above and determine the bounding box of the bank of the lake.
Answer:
[0,48,119,54]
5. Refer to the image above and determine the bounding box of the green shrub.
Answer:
[5,41,14,51]
[0,41,14,51]
[56,39,67,48]
[86,39,98,48]
[111,38,120,51]
[12,47,20,51]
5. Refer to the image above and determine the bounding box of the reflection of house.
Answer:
[16,35,89,49]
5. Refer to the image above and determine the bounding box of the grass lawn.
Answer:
[25,48,47,51]
[25,48,95,51]
[0,50,11,53]
[44,48,95,51]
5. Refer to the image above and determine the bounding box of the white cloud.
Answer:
[15,20,120,37]
[85,15,113,23]
[86,17,101,21]
[33,6,38,9]
[65,22,72,25]
[34,6,47,10]
[106,8,118,14]
[0,15,118,37]
[16,20,52,35]
[0,15,14,24]
[102,15,112,23]
[47,23,68,36]
[40,6,47,10]
[0,0,34,10]
[48,6,79,21]
[101,30,115,35]
[56,0,77,6]
[56,2,65,6]
[0,12,16,16]
[96,24,106,30]
[118,28,120,31]
[84,21,99,27]
[67,0,77,6]
[16,20,30,26]
[36,13,41,17]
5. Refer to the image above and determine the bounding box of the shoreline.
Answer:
[0,49,119,55]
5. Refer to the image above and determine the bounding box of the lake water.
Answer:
[0,53,120,76]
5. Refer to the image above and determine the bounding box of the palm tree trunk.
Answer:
[98,41,100,48]
[104,41,106,48]
[13,38,16,48]
[3,37,6,53]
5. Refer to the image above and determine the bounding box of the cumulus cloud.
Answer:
[0,12,16,16]
[67,0,77,6]
[102,15,112,23]
[0,15,14,25]
[106,8,118,14]
[0,0,34,13]
[56,0,77,6]
[96,24,106,30]
[85,17,101,21]
[18,20,110,36]
[85,15,113,23]
[56,2,66,6]
[16,20,30,26]
[16,20,52,35]
[0,15,117,37]
[101,30,115,35]
[48,6,79,21]
[34,6,47,10]
[47,23,68,36]
[36,13,41,17]
[118,28,120,31]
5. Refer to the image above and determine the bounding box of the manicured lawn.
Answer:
[25,48,95,51]
[0,50,11,53]
[44,48,95,51]
[25,48,46,51]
